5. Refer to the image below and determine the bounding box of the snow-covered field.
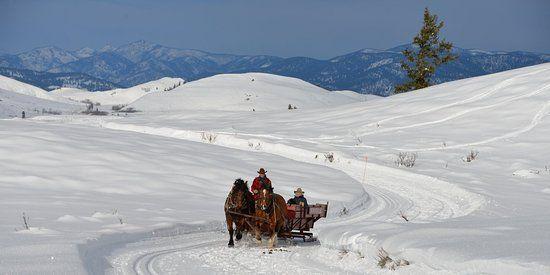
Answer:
[1,63,550,274]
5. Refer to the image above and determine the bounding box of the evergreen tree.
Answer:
[395,8,457,94]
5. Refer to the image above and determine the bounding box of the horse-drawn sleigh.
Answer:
[280,203,328,241]
[224,179,328,248]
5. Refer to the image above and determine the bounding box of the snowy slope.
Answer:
[0,74,59,101]
[127,73,361,112]
[1,63,550,274]
[0,88,82,118]
[50,77,185,105]
[90,63,550,273]
[0,119,364,274]
[334,90,381,101]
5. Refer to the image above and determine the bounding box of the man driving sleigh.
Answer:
[251,168,272,200]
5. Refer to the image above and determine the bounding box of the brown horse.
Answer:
[224,178,254,247]
[254,189,288,248]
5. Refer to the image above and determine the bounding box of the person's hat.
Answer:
[294,188,304,194]
[257,168,267,174]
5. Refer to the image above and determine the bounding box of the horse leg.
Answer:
[254,224,262,244]
[226,215,234,247]
[235,218,243,241]
[268,230,277,248]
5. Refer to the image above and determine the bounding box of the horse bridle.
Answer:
[228,187,248,211]
[256,192,274,213]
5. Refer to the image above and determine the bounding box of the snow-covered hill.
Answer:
[1,64,550,273]
[0,74,77,105]
[0,74,54,100]
[0,88,81,118]
[127,73,361,112]
[51,77,184,105]
[0,74,82,118]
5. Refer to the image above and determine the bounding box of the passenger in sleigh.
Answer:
[287,187,308,207]
[287,188,308,220]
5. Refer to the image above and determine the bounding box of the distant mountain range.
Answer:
[1,40,548,96]
[0,67,121,91]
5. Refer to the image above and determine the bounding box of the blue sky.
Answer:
[0,0,549,58]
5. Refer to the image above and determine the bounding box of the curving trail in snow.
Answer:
[92,120,484,222]
[107,231,370,275]
[31,114,484,273]
[37,115,481,223]
[40,115,483,274]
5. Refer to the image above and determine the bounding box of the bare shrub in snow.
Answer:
[355,137,362,146]
[163,81,183,92]
[42,108,62,115]
[248,141,261,150]
[463,150,479,162]
[118,107,139,113]
[113,209,124,224]
[339,207,349,217]
[82,99,101,112]
[112,104,126,111]
[395,152,417,167]
[349,130,362,145]
[377,248,392,269]
[324,152,335,163]
[377,248,410,270]
[81,99,93,105]
[338,249,349,259]
[201,132,217,143]
[22,212,30,230]
[398,210,409,222]
[83,109,109,116]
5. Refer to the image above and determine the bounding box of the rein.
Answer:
[226,210,269,222]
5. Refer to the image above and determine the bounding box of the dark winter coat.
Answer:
[287,196,308,207]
